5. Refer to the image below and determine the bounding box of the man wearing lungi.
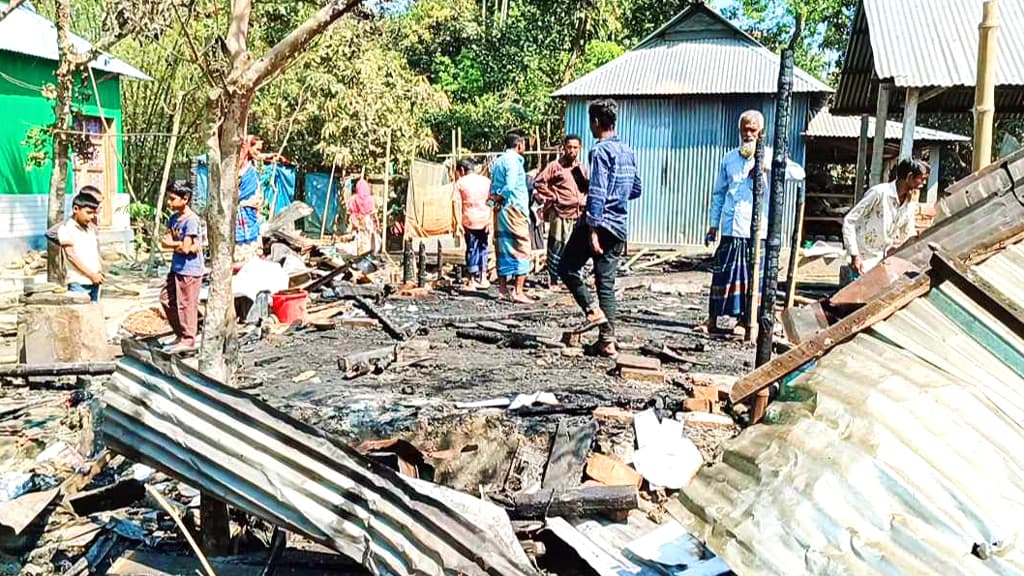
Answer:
[534,135,588,291]
[704,110,803,336]
[490,132,535,303]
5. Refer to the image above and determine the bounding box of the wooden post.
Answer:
[926,144,941,203]
[855,114,870,201]
[870,84,891,186]
[900,87,920,160]
[382,130,391,253]
[200,496,230,556]
[784,183,806,310]
[973,0,1000,172]
[320,160,337,240]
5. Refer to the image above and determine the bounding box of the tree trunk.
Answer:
[46,0,76,285]
[198,90,247,384]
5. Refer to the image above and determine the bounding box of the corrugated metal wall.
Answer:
[565,95,813,246]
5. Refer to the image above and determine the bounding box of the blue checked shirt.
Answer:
[586,136,642,240]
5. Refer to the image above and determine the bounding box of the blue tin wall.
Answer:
[565,94,814,246]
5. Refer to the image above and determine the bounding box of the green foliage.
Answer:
[721,0,857,80]
[578,40,626,77]
[249,16,448,172]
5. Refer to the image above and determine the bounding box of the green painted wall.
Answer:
[0,50,124,196]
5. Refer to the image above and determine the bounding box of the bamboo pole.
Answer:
[320,161,337,240]
[382,130,391,254]
[973,0,1000,171]
[145,485,217,576]
[745,136,766,342]
[148,92,184,272]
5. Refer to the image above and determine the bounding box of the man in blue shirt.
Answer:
[704,110,803,336]
[491,132,535,303]
[559,99,642,358]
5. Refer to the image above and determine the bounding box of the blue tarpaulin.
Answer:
[262,163,296,217]
[304,172,343,233]
[190,157,297,218]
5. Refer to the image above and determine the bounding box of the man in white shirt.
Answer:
[842,158,929,278]
[58,190,104,302]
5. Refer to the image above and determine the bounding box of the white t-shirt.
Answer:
[57,219,100,285]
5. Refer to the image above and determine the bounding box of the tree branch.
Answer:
[0,0,28,23]
[246,0,363,90]
[173,6,223,89]
[226,0,252,67]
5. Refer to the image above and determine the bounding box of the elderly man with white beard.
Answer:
[703,110,804,337]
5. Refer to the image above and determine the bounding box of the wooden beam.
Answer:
[730,274,932,403]
[870,83,891,186]
[919,86,948,104]
[900,87,920,159]
[855,114,870,200]
[930,245,1024,336]
[510,485,639,519]
[541,420,596,491]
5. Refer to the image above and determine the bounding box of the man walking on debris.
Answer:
[491,132,535,303]
[534,134,589,290]
[560,99,642,358]
[161,184,204,353]
[454,159,493,289]
[704,110,803,337]
[842,158,928,282]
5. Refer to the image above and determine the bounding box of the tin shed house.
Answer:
[553,3,832,246]
[0,3,149,262]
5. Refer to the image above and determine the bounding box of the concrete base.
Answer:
[17,296,112,364]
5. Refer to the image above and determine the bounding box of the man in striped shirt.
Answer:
[559,99,642,358]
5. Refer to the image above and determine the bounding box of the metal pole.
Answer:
[755,20,800,367]
[973,0,1000,171]
[784,183,805,310]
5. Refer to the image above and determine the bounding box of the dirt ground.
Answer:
[1,256,750,575]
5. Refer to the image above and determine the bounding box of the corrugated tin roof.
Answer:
[0,4,150,80]
[866,0,1024,88]
[835,0,1024,113]
[677,239,1024,570]
[103,342,537,576]
[804,108,970,142]
[553,4,832,98]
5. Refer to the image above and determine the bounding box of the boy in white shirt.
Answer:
[58,190,104,302]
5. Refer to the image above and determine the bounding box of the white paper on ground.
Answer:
[508,391,559,411]
[455,398,511,409]
[632,409,703,489]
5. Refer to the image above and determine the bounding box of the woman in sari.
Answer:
[235,135,263,263]
[490,132,533,304]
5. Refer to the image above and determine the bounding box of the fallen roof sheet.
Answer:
[101,341,536,576]
[0,5,150,80]
[678,242,1024,573]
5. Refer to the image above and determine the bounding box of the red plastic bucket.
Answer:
[271,290,308,324]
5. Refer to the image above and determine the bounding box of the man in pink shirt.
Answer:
[453,159,492,289]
